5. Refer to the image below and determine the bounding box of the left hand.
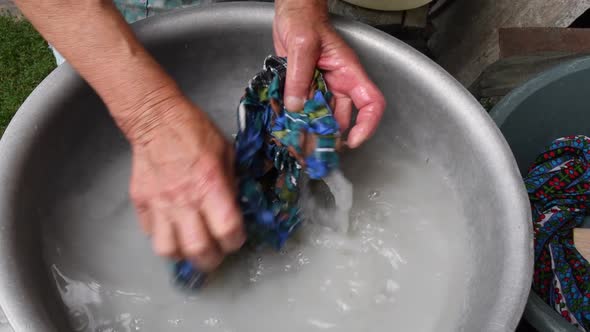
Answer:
[273,0,386,148]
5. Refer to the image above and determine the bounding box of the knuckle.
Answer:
[190,247,224,272]
[218,222,246,252]
[194,171,233,206]
[159,159,227,205]
[197,255,223,272]
[196,159,224,189]
[370,101,386,122]
[129,186,148,205]
[153,241,176,258]
[134,202,150,218]
[375,93,387,111]
[183,240,213,259]
[200,157,223,177]
[217,222,245,249]
[289,30,319,49]
[223,237,245,253]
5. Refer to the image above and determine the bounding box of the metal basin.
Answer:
[0,3,532,331]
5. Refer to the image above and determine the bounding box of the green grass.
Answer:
[0,14,56,136]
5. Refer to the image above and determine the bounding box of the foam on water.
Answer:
[299,170,353,234]
[43,147,468,332]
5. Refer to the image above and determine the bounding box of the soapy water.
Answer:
[42,147,468,332]
[299,170,353,234]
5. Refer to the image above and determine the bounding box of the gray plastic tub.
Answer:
[490,56,590,332]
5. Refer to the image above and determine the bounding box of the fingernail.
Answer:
[347,134,362,149]
[284,96,305,111]
[348,124,370,148]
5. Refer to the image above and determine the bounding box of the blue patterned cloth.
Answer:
[173,56,341,289]
[525,135,590,330]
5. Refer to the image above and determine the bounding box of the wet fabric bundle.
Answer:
[172,55,341,289]
[525,135,590,330]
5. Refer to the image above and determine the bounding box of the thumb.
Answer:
[284,31,321,111]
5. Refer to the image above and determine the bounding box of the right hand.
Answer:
[124,94,246,272]
[273,0,386,148]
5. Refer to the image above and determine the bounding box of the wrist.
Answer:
[113,86,189,146]
[276,0,328,19]
[86,47,190,145]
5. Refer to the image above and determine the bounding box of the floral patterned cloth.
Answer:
[172,55,341,289]
[525,135,590,331]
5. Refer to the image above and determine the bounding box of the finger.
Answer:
[225,146,239,193]
[284,30,321,111]
[130,176,153,235]
[134,202,153,235]
[173,207,224,272]
[273,23,287,56]
[200,177,246,253]
[320,44,386,148]
[152,212,179,258]
[333,96,353,132]
[346,81,386,148]
[224,144,236,176]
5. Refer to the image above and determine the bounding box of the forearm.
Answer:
[275,0,327,14]
[14,0,184,140]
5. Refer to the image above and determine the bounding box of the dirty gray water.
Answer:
[42,146,468,332]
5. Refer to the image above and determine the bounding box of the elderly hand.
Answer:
[124,91,246,272]
[273,0,386,148]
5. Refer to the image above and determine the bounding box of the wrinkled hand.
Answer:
[273,0,386,148]
[124,95,245,272]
